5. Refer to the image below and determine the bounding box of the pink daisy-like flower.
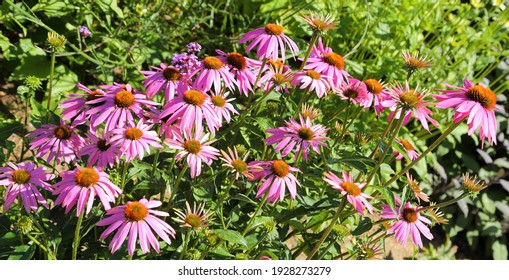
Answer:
[220,147,263,180]
[239,23,299,62]
[27,120,85,165]
[80,131,122,168]
[323,171,374,216]
[251,160,301,204]
[166,127,220,178]
[159,87,220,135]
[53,167,121,217]
[192,56,238,95]
[302,13,337,32]
[96,199,176,256]
[0,162,54,213]
[141,63,190,100]
[395,138,419,161]
[210,91,239,125]
[382,81,439,132]
[109,121,162,162]
[216,50,261,96]
[304,37,349,87]
[259,65,294,93]
[380,196,433,248]
[265,115,329,161]
[337,78,370,108]
[434,79,500,147]
[58,83,105,125]
[86,83,159,131]
[364,79,390,116]
[290,69,332,98]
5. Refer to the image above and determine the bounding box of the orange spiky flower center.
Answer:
[124,202,148,221]
[203,56,223,70]
[399,90,420,107]
[183,90,205,106]
[297,127,315,140]
[466,85,497,110]
[311,19,329,30]
[323,52,345,70]
[211,96,226,108]
[114,90,135,108]
[264,24,283,36]
[97,138,111,151]
[75,168,99,187]
[364,79,383,95]
[231,159,248,173]
[54,125,72,140]
[306,70,321,80]
[226,52,247,70]
[162,67,181,81]
[402,208,418,223]
[184,140,201,155]
[185,213,203,229]
[12,169,31,184]
[125,128,143,140]
[340,181,361,197]
[271,160,290,177]
[399,139,414,151]
[273,73,286,84]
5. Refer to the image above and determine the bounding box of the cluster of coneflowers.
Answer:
[0,12,498,259]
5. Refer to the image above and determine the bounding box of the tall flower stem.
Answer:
[120,160,129,192]
[383,121,461,187]
[20,90,31,162]
[179,229,192,260]
[45,51,56,122]
[299,32,319,71]
[297,88,310,110]
[364,114,405,187]
[252,58,268,93]
[419,191,469,211]
[26,233,55,260]
[169,164,189,205]
[72,211,85,260]
[306,196,347,260]
[242,192,268,236]
[215,177,235,229]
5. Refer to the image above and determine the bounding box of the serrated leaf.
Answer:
[214,229,248,249]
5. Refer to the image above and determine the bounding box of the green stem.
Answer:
[299,32,319,71]
[364,114,405,187]
[216,177,235,229]
[316,236,338,260]
[297,87,310,111]
[419,191,469,212]
[120,160,129,194]
[26,233,55,260]
[383,121,461,187]
[169,164,188,205]
[179,229,191,260]
[46,51,56,121]
[306,196,347,260]
[72,211,85,260]
[242,192,268,236]
[253,58,268,92]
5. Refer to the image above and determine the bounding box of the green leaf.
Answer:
[214,229,248,249]
[492,240,508,260]
[382,187,397,215]
[230,194,257,205]
[0,232,18,248]
[50,65,79,97]
[210,246,234,258]
[8,244,35,260]
[0,119,22,146]
[351,217,373,236]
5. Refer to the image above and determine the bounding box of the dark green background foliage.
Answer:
[0,0,508,259]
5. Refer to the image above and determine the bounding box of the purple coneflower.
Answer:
[265,115,329,161]
[406,173,429,203]
[97,199,176,256]
[220,147,262,180]
[364,79,389,116]
[216,50,261,96]
[80,131,122,168]
[165,127,220,178]
[173,201,213,230]
[304,37,349,88]
[87,83,159,131]
[0,162,54,213]
[193,56,237,94]
[259,65,294,93]
[53,167,121,217]
[58,83,105,125]
[251,160,301,204]
[109,120,162,162]
[382,81,438,132]
[395,138,419,161]
[239,23,299,62]
[380,197,433,248]
[210,91,238,125]
[290,70,332,98]
[27,121,85,165]
[141,63,189,100]
[337,78,370,108]
[434,79,499,147]
[323,171,374,216]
